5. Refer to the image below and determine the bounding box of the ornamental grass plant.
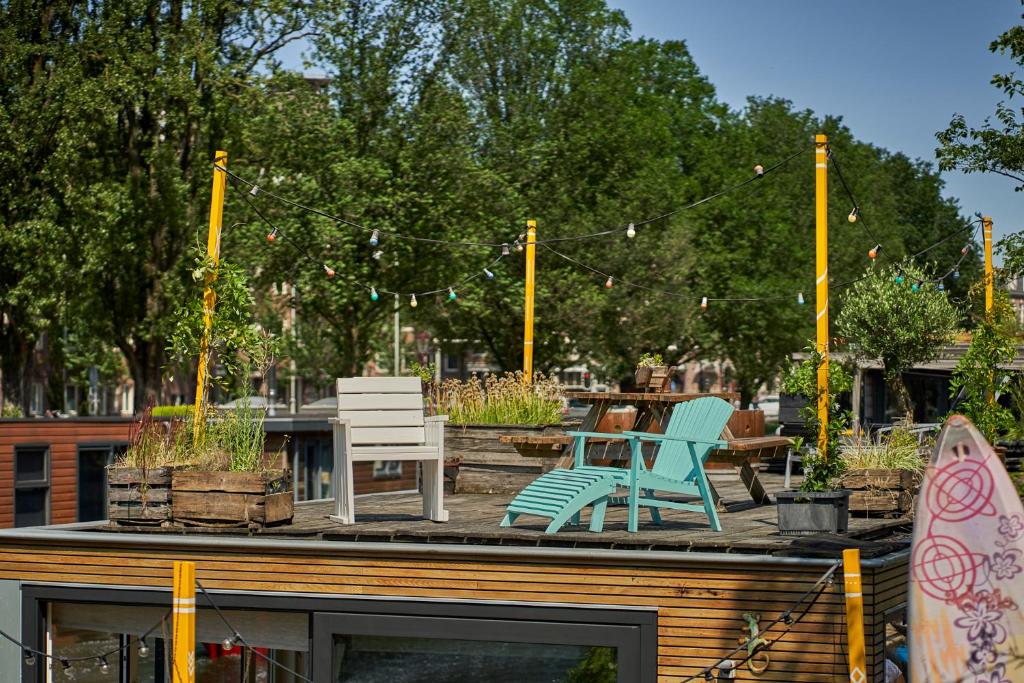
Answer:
[429,371,563,425]
[840,422,929,473]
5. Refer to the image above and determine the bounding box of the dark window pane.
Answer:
[78,448,113,522]
[15,448,47,483]
[15,487,48,527]
[333,635,616,683]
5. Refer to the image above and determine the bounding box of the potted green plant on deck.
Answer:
[776,347,853,535]
[838,422,928,517]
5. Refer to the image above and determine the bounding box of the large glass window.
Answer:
[293,437,333,501]
[15,447,50,527]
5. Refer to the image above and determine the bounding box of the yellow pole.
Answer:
[843,549,867,682]
[172,561,196,683]
[815,134,829,456]
[523,220,537,383]
[983,215,994,315]
[193,151,227,443]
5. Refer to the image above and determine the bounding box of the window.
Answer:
[78,445,127,522]
[372,460,402,479]
[293,438,333,501]
[14,447,49,527]
[444,353,460,372]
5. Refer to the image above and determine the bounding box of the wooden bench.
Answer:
[331,377,448,524]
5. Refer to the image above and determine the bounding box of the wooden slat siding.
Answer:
[0,540,904,682]
[0,419,134,528]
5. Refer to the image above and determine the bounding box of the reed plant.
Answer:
[429,371,563,425]
[840,423,928,473]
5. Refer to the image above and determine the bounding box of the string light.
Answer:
[701,296,708,310]
[953,270,961,280]
[410,294,417,308]
[138,640,149,658]
[868,244,880,260]
[98,656,110,674]
[895,275,905,284]
[484,268,494,280]
[937,282,945,291]
[249,185,260,197]
[604,276,614,289]
[797,292,805,305]
[324,265,335,278]
[23,651,35,666]
[501,243,510,256]
[626,223,636,238]
[370,287,379,301]
[370,229,380,246]
[514,239,524,252]
[222,636,237,652]
[754,164,764,176]
[911,281,920,293]
[266,227,278,242]
[962,245,970,255]
[848,207,859,224]
[448,288,457,301]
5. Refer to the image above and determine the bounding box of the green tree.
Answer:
[837,262,961,418]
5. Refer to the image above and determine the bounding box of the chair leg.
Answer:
[589,496,608,532]
[627,481,640,532]
[645,489,662,525]
[693,467,722,532]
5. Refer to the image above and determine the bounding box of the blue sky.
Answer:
[607,0,1022,249]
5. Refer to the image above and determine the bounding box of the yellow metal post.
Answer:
[172,561,196,683]
[193,151,227,442]
[843,549,867,682]
[983,215,994,315]
[523,220,537,383]
[815,135,829,456]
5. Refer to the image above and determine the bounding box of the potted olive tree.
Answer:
[776,348,853,535]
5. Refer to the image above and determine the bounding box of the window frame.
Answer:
[13,445,50,528]
[21,584,657,683]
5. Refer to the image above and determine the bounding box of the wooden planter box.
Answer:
[107,466,173,526]
[446,423,565,494]
[634,365,672,392]
[171,470,293,528]
[840,468,918,517]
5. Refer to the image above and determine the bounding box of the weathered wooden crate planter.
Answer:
[171,470,293,528]
[107,466,173,526]
[634,365,673,392]
[840,468,919,517]
[446,424,565,494]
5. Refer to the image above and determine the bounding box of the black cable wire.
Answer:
[675,561,840,682]
[196,579,315,683]
[0,612,168,665]
[828,147,890,257]
[234,180,508,298]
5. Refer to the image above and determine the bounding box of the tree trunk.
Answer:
[119,337,165,413]
[885,366,913,421]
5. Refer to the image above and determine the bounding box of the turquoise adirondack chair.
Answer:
[501,396,733,533]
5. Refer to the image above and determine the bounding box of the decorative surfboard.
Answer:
[909,415,1024,683]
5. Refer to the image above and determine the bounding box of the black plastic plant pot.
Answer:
[776,489,850,536]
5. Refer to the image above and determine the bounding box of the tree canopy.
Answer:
[0,0,983,413]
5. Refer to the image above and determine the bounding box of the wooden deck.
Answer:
[93,472,911,557]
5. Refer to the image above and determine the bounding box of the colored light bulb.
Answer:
[962,245,970,255]
[410,294,417,308]
[370,229,380,246]
[895,275,904,284]
[700,296,708,310]
[952,270,961,280]
[138,641,149,658]
[484,268,494,280]
[266,228,277,242]
[868,244,880,260]
[848,207,859,223]
[754,164,764,176]
[99,657,110,674]
[911,282,920,293]
[797,292,805,305]
[448,288,457,300]
[324,265,335,278]
[626,223,636,238]
[937,282,945,291]
[604,277,613,289]
[370,287,379,301]
[222,637,235,652]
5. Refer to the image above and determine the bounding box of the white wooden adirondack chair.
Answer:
[329,377,449,524]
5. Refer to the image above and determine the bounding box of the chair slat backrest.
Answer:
[337,377,426,445]
[651,397,734,480]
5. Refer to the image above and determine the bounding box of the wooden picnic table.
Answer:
[564,390,739,439]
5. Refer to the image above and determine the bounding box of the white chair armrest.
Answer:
[328,417,351,426]
[425,415,449,423]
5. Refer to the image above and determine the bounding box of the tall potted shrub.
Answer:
[776,347,853,535]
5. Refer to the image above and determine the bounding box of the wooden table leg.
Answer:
[709,480,726,513]
[557,400,611,468]
[739,460,771,505]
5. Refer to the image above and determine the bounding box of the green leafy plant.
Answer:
[428,372,563,425]
[636,353,664,368]
[949,287,1018,443]
[1,402,23,418]
[781,345,854,491]
[409,361,437,384]
[838,261,960,418]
